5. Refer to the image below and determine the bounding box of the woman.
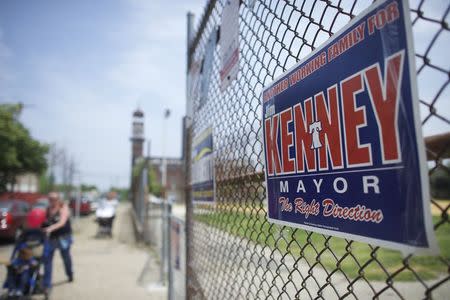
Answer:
[105,191,119,225]
[42,192,73,292]
[96,191,118,236]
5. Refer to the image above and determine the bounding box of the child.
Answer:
[6,246,38,297]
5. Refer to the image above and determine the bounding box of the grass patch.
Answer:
[195,209,449,282]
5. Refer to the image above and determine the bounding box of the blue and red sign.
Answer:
[192,127,215,203]
[262,0,437,254]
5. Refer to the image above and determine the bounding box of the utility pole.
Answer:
[60,148,67,199]
[162,108,171,195]
[74,170,82,229]
[68,157,75,198]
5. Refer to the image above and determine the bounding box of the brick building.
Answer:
[149,157,184,204]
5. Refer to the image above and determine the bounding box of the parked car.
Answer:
[69,197,91,215]
[89,198,100,212]
[0,200,31,240]
[32,198,49,211]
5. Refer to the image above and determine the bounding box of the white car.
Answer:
[89,198,100,212]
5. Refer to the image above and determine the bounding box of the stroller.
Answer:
[2,229,47,299]
[95,199,115,238]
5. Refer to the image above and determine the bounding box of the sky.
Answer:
[0,0,448,190]
[0,0,204,189]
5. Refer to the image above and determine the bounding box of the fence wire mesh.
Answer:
[185,0,450,299]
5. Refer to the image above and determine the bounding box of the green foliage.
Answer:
[148,167,162,197]
[80,184,98,192]
[131,159,163,197]
[196,210,449,282]
[110,187,129,201]
[0,103,49,192]
[39,173,51,194]
[52,183,75,192]
[131,157,145,178]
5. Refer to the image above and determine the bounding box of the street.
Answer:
[0,203,166,300]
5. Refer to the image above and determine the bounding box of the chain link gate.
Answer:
[185,0,449,299]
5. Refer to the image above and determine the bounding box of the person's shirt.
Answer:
[96,198,117,218]
[45,204,72,239]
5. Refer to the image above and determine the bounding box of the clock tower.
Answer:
[130,108,145,167]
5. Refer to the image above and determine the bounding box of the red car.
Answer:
[0,200,31,240]
[69,197,91,216]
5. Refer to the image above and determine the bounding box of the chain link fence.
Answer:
[185,0,449,299]
[130,158,148,239]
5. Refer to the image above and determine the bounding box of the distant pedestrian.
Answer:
[42,192,73,294]
[96,191,119,236]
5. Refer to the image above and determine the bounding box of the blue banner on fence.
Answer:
[199,29,217,109]
[262,0,437,254]
[192,127,215,203]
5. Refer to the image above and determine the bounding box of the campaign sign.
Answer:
[262,0,437,254]
[220,0,239,91]
[199,30,217,109]
[192,127,215,203]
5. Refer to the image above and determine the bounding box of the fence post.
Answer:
[167,200,173,300]
[160,200,166,284]
[185,11,195,300]
[143,160,149,243]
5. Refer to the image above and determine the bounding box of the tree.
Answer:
[0,103,49,192]
[148,167,162,197]
[110,187,129,201]
[131,158,163,198]
[39,172,51,194]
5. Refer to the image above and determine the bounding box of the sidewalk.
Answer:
[48,202,166,300]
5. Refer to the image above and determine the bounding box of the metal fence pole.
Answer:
[185,11,195,300]
[143,164,149,242]
[168,200,173,300]
[160,200,166,284]
[184,127,193,300]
